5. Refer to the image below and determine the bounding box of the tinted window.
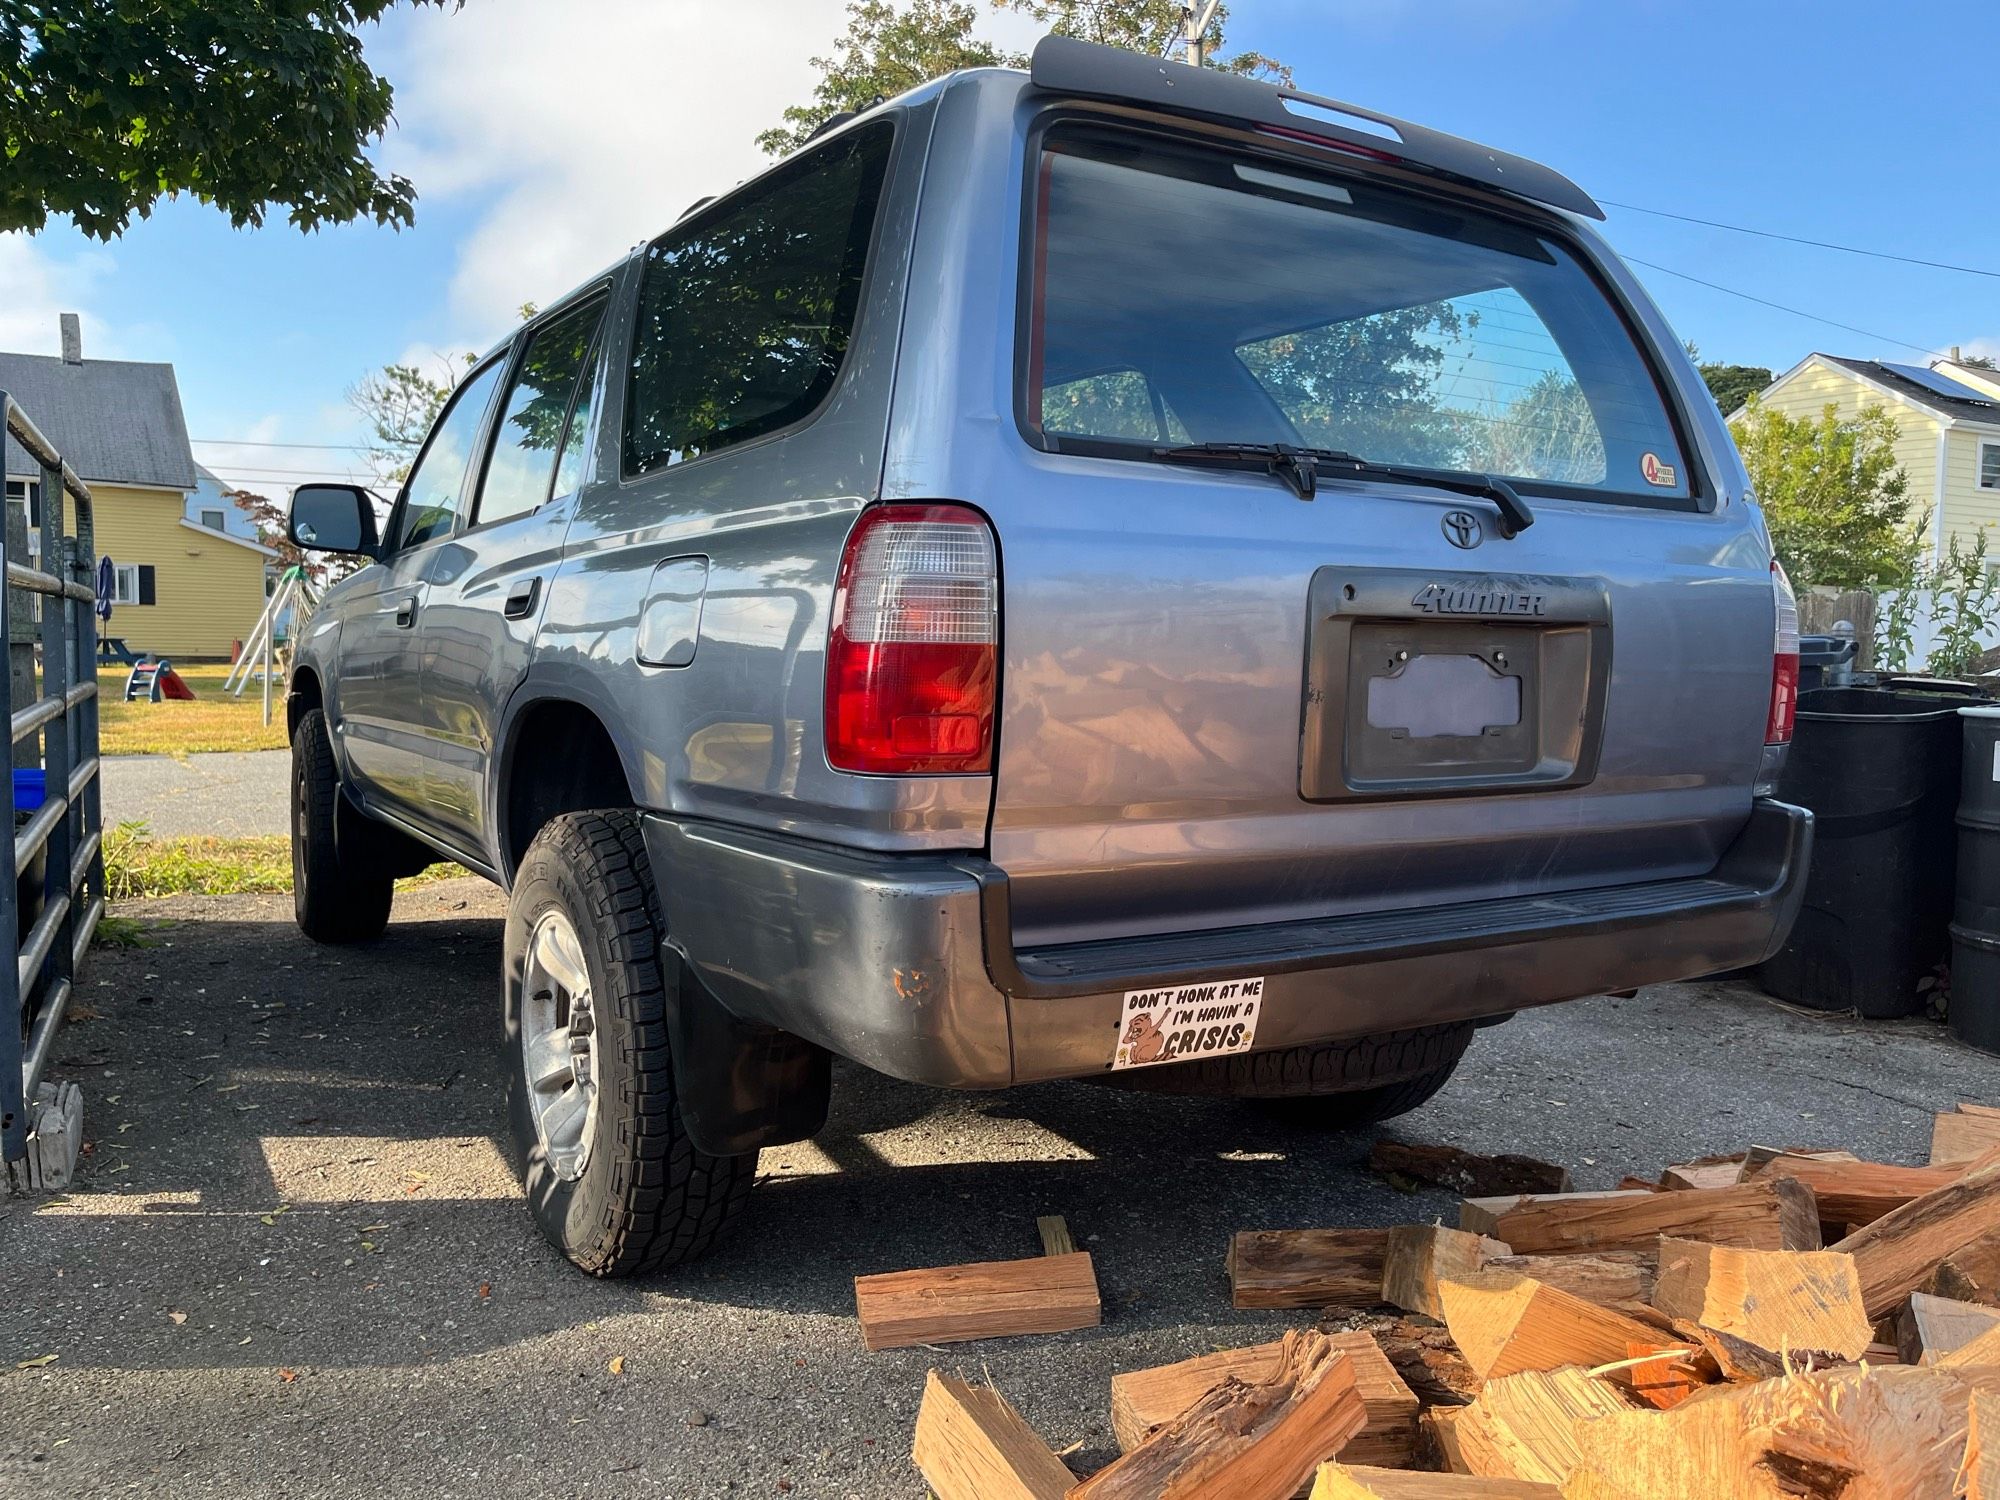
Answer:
[391,361,503,550]
[1027,128,1691,501]
[475,297,607,526]
[552,339,600,500]
[624,121,893,476]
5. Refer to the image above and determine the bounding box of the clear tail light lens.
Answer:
[825,504,998,775]
[1767,558,1800,745]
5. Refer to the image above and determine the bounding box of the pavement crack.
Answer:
[1799,1071,1934,1115]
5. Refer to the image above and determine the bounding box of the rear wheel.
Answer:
[290,707,394,944]
[504,810,757,1277]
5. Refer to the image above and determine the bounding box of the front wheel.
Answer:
[291,707,394,944]
[504,810,758,1277]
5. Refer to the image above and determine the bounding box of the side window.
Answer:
[624,120,893,476]
[390,359,504,552]
[1044,369,1189,443]
[473,296,608,527]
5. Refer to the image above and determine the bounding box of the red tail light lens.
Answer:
[825,504,998,775]
[1767,558,1801,746]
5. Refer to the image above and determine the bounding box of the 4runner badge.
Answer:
[1411,582,1547,617]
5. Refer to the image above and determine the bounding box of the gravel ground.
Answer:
[101,751,290,839]
[3,877,1998,1497]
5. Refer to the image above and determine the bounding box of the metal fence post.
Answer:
[0,411,19,1163]
[38,455,75,1024]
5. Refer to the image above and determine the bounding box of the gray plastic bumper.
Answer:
[645,799,1811,1090]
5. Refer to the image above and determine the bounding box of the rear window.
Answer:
[1023,127,1693,502]
[624,120,893,477]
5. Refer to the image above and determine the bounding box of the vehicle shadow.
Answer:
[0,885,1459,1375]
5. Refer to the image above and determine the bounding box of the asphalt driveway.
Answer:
[2,878,1996,1497]
[102,750,290,838]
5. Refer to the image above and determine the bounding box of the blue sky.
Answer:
[4,0,1995,497]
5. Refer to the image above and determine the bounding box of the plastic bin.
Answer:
[1952,706,2000,1051]
[12,768,45,942]
[1755,687,1963,1017]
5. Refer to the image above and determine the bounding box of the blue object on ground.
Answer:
[12,769,45,813]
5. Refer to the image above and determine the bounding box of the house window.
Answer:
[111,564,144,605]
[4,479,41,558]
[199,507,227,530]
[1981,441,2000,491]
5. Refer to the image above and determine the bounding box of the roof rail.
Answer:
[1027,35,1603,221]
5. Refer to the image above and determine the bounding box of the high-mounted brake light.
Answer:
[1767,558,1800,746]
[825,505,998,775]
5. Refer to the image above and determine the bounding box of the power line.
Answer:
[1622,256,1943,358]
[191,437,373,452]
[1604,199,2000,281]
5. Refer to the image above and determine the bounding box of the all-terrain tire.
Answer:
[1100,1021,1475,1128]
[290,707,394,944]
[504,810,757,1277]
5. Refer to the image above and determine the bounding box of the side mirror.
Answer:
[289,483,382,556]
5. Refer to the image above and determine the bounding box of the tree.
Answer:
[1732,397,1913,590]
[225,486,325,579]
[1,1,454,240]
[759,0,1288,155]
[1698,362,1772,417]
[347,361,459,483]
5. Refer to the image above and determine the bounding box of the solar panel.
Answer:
[1882,363,1997,404]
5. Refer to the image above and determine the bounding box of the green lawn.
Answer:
[96,662,289,756]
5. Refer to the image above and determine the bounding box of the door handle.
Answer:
[394,595,418,628]
[503,576,542,620]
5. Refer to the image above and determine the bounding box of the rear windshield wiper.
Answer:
[1152,442,1535,538]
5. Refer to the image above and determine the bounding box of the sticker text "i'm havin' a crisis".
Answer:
[1111,977,1266,1071]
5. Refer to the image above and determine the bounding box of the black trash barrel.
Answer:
[1952,707,2000,1051]
[1755,687,1963,1017]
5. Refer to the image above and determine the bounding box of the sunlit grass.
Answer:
[96,663,289,756]
[103,821,456,900]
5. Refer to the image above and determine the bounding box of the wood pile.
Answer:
[894,1105,2000,1497]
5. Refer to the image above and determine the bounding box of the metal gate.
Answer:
[1,391,105,1184]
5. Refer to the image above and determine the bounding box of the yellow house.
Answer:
[1734,353,2000,555]
[0,316,274,659]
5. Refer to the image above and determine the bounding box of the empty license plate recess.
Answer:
[1300,566,1611,801]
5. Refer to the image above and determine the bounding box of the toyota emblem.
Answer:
[1441,509,1483,549]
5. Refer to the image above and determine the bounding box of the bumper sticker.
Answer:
[1112,977,1266,1070]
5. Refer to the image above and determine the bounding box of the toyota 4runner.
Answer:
[284,38,1811,1276]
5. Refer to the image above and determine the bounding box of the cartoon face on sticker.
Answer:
[1640,452,1679,488]
[1122,1011,1168,1065]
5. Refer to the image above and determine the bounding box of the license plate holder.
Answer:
[1300,567,1611,802]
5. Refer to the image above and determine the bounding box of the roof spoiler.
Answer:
[1027,35,1604,221]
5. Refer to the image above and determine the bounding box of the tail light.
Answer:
[1766,558,1800,745]
[825,504,998,775]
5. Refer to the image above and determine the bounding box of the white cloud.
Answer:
[0,236,116,358]
[380,0,851,342]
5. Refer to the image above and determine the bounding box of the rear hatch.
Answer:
[988,121,1775,949]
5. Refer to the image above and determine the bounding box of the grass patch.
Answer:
[103,821,458,901]
[97,663,290,756]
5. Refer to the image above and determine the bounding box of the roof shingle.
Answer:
[0,351,199,491]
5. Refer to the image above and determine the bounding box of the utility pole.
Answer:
[1179,0,1220,67]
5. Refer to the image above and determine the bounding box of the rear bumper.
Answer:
[646,799,1812,1090]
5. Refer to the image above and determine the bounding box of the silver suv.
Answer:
[285,38,1810,1276]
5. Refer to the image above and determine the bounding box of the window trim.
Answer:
[462,285,613,536]
[1980,439,2000,492]
[380,352,510,556]
[617,115,901,484]
[1011,112,1711,514]
[111,563,141,606]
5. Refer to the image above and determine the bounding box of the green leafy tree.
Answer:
[347,361,458,483]
[1,1,454,239]
[1733,397,1913,590]
[760,0,1288,155]
[1698,362,1772,417]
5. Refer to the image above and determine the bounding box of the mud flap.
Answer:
[664,949,832,1157]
